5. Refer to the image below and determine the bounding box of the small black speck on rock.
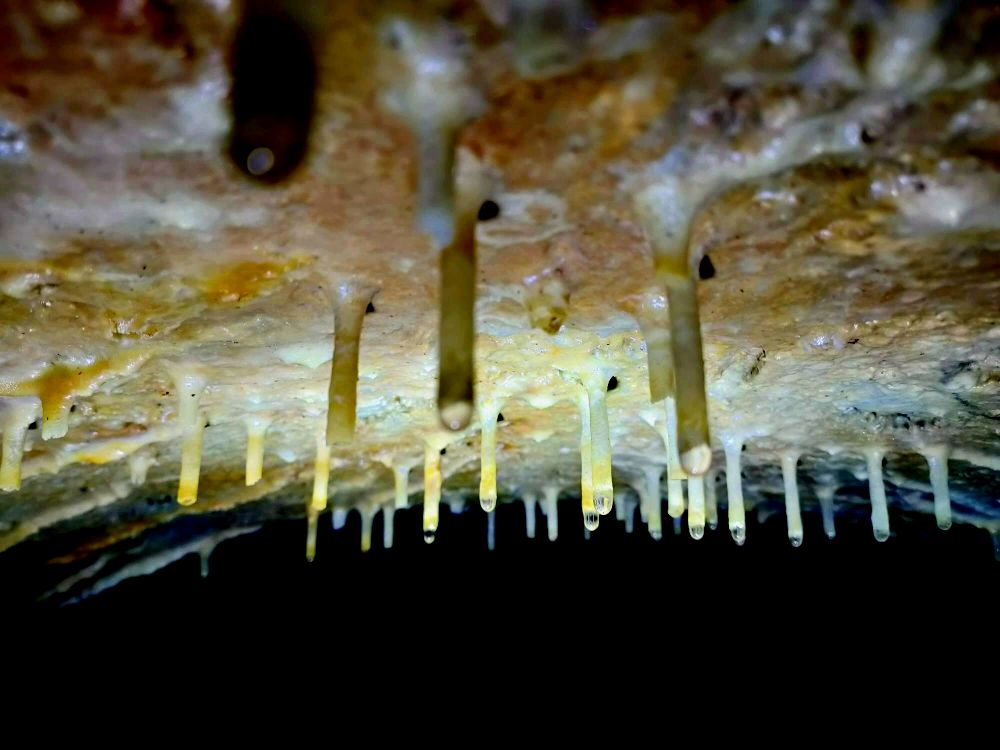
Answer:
[607,376,618,391]
[497,412,505,422]
[477,200,500,222]
[699,254,716,280]
[366,301,376,314]
[440,447,447,455]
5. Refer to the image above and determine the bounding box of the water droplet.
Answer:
[937,519,952,531]
[583,511,599,531]
[789,532,803,548]
[594,493,613,516]
[423,529,436,544]
[731,524,746,546]
[689,523,704,540]
[708,519,718,531]
[873,528,890,543]
[650,529,663,541]
[480,496,496,512]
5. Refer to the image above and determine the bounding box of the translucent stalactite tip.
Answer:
[583,511,600,531]
[594,494,613,516]
[731,524,746,546]
[689,524,705,540]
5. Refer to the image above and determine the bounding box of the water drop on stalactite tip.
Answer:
[724,438,746,544]
[731,524,746,546]
[577,393,598,528]
[479,403,500,513]
[688,474,706,540]
[705,470,718,531]
[781,452,803,548]
[423,439,444,541]
[640,467,664,540]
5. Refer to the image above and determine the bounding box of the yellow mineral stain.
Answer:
[202,258,305,303]
[0,351,148,440]
[75,439,147,465]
